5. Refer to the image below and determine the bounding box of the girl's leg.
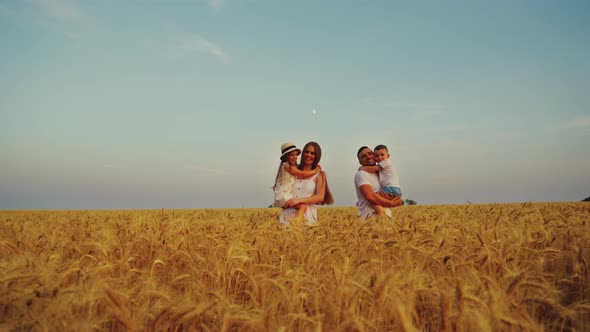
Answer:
[294,204,307,220]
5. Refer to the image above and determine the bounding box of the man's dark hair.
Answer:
[374,144,388,152]
[357,146,369,157]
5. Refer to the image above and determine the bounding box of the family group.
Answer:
[273,141,403,226]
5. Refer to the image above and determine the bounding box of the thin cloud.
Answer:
[209,0,224,10]
[34,0,94,40]
[181,34,230,63]
[37,0,84,22]
[561,116,590,129]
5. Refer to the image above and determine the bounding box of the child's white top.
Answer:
[377,158,400,189]
[274,162,296,207]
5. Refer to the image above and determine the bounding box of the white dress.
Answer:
[274,162,296,208]
[279,173,320,226]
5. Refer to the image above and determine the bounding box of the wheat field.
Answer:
[1,202,589,331]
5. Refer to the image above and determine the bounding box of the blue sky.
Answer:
[1,0,589,209]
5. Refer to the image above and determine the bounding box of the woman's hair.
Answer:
[320,171,334,205]
[300,141,333,205]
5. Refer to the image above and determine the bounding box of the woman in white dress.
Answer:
[280,141,334,226]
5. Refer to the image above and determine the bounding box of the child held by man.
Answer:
[358,144,402,214]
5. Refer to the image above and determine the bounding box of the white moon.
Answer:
[312,109,317,115]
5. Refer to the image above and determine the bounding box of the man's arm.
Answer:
[359,184,403,208]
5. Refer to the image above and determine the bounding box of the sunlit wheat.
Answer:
[0,203,589,331]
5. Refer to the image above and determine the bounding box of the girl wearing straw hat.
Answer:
[273,142,321,220]
[279,141,334,226]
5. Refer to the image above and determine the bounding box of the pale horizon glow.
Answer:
[1,1,589,209]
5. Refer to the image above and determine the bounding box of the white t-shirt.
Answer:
[354,170,392,220]
[377,158,400,189]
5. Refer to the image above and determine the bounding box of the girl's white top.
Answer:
[274,162,296,207]
[279,172,320,226]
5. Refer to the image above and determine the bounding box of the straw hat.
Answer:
[280,142,301,159]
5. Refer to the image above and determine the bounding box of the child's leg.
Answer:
[372,204,385,216]
[294,204,307,220]
[382,187,403,206]
[384,186,402,198]
[275,198,287,208]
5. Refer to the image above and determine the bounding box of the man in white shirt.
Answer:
[354,146,403,220]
